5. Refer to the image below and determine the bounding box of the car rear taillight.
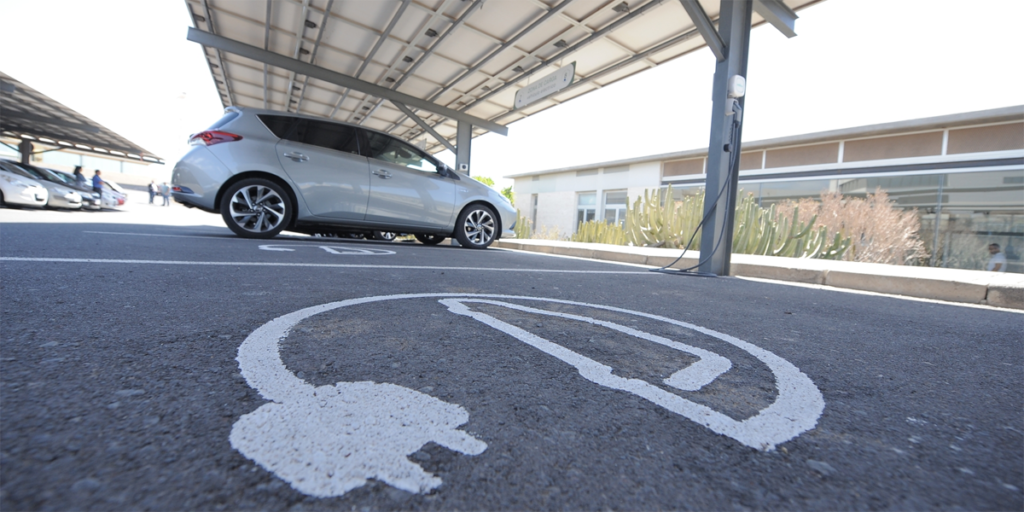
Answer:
[189,130,243,146]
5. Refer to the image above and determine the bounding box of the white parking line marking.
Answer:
[234,294,824,498]
[83,230,236,240]
[0,257,654,274]
[258,244,396,255]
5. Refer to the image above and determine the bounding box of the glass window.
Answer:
[300,120,360,154]
[603,190,628,227]
[363,132,438,172]
[257,114,297,139]
[577,192,597,230]
[258,116,361,154]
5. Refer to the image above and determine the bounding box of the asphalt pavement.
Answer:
[1,199,1022,511]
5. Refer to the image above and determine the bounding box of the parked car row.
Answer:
[0,160,126,210]
[171,107,515,248]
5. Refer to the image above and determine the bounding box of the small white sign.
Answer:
[514,62,576,110]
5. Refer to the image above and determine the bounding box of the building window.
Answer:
[577,192,597,229]
[604,190,628,227]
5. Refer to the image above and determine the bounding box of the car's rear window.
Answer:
[207,111,241,131]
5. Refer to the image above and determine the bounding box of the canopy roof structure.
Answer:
[185,0,817,154]
[0,71,164,165]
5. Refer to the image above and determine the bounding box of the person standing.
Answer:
[160,182,171,206]
[987,243,1007,272]
[148,181,158,204]
[73,166,87,189]
[92,170,103,195]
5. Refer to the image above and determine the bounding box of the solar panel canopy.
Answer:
[0,71,164,164]
[186,0,817,154]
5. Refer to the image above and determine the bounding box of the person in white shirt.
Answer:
[986,243,1007,272]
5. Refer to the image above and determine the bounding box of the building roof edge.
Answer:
[505,105,1024,179]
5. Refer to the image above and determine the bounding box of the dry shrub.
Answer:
[776,188,928,265]
[532,225,566,241]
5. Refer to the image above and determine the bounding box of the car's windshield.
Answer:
[47,170,77,186]
[104,180,125,193]
[5,162,46,181]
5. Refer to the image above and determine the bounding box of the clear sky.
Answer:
[2,0,1022,186]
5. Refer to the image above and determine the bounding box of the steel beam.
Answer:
[354,0,471,126]
[456,121,472,176]
[391,101,456,154]
[677,0,725,61]
[329,0,413,118]
[753,0,797,38]
[698,0,752,276]
[200,0,236,106]
[470,0,666,111]
[385,0,576,134]
[263,0,272,109]
[295,0,334,112]
[186,27,508,136]
[18,139,32,165]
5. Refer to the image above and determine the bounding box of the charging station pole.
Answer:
[697,0,752,276]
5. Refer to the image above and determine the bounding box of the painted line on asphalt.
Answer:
[737,276,1024,313]
[0,257,656,274]
[83,231,237,240]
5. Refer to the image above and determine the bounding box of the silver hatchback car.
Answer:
[171,107,515,249]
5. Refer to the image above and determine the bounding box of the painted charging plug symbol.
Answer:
[230,294,824,498]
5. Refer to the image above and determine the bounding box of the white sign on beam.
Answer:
[514,62,576,110]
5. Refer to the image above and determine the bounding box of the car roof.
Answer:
[229,106,397,141]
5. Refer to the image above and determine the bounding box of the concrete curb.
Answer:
[495,239,1024,310]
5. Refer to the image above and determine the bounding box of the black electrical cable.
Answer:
[650,105,743,277]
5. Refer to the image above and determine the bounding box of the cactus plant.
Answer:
[571,220,628,245]
[623,188,852,260]
[513,210,532,239]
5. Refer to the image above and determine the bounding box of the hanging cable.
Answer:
[650,100,743,277]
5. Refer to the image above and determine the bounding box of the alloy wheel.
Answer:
[463,209,495,246]
[229,184,286,233]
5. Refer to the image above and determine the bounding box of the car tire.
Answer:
[414,233,445,245]
[0,190,5,207]
[454,204,498,249]
[220,178,293,239]
[372,231,397,242]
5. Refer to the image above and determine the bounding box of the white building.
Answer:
[507,106,1024,272]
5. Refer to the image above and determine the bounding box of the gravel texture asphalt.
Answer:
[1,202,1022,511]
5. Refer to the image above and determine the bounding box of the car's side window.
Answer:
[303,121,360,155]
[258,115,299,139]
[257,116,360,155]
[362,132,438,173]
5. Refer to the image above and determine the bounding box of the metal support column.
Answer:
[697,0,752,276]
[456,121,472,176]
[18,139,32,165]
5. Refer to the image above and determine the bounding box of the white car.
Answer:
[0,161,81,209]
[0,167,48,208]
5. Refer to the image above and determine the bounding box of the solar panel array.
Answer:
[0,71,163,164]
[185,0,816,153]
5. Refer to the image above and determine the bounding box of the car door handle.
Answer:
[372,169,392,179]
[283,152,309,162]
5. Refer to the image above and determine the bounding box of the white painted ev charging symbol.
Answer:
[258,244,396,255]
[231,294,825,498]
